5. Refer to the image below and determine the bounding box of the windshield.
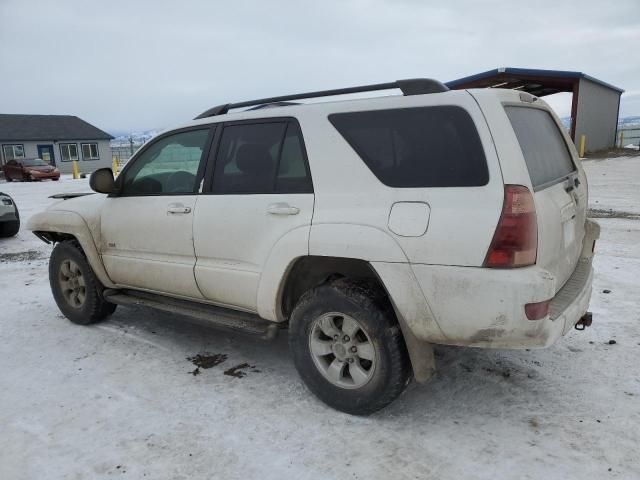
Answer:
[22,158,49,166]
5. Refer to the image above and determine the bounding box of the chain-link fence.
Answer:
[618,127,640,147]
[110,143,144,169]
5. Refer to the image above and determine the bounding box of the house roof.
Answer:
[0,114,114,142]
[446,67,624,96]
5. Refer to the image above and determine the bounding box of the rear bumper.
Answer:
[401,221,599,348]
[409,264,554,348]
[407,258,594,348]
[372,220,600,349]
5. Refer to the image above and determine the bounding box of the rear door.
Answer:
[193,119,314,312]
[504,104,587,288]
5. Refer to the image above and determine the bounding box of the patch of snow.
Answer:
[1,160,640,479]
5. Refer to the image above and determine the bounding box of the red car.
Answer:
[2,158,60,182]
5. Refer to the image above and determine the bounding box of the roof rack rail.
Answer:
[194,78,448,120]
[247,101,299,111]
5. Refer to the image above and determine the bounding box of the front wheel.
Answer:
[49,241,116,325]
[289,278,411,415]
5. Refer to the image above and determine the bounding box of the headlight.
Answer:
[2,198,12,206]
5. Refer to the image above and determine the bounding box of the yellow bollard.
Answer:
[112,156,119,176]
[579,135,586,158]
[72,160,80,179]
[619,131,624,148]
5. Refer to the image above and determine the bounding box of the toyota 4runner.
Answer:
[28,79,600,414]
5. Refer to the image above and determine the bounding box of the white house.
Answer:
[0,114,113,174]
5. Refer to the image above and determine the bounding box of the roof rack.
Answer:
[194,78,449,120]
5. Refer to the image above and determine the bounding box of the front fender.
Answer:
[27,210,115,288]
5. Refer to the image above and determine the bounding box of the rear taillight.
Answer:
[484,185,537,268]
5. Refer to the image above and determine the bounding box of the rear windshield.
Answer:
[505,106,575,189]
[329,106,489,188]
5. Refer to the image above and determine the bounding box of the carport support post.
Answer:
[72,160,80,179]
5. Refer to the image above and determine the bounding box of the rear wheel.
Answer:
[289,278,411,415]
[49,241,116,325]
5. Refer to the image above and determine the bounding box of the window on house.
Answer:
[81,143,100,161]
[2,144,25,162]
[60,143,79,162]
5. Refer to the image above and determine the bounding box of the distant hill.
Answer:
[619,116,640,127]
[111,129,162,146]
[559,116,639,129]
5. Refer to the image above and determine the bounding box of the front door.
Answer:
[193,119,314,312]
[37,145,55,166]
[100,127,214,298]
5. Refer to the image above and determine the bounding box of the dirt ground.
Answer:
[1,156,639,480]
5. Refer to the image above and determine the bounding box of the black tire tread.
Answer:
[289,277,411,415]
[0,201,19,237]
[49,241,116,325]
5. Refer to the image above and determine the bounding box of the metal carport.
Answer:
[447,67,624,153]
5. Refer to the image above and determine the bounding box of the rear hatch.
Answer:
[504,104,587,290]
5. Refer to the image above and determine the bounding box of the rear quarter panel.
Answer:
[301,90,504,267]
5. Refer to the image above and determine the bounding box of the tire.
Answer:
[5,176,13,182]
[49,241,116,325]
[289,278,411,415]
[0,203,19,237]
[0,220,19,237]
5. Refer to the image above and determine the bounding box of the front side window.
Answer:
[60,143,79,162]
[505,106,576,189]
[121,129,210,195]
[212,121,312,194]
[2,144,25,162]
[329,106,489,188]
[81,143,100,161]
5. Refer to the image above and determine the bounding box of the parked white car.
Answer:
[28,79,599,414]
[0,192,20,237]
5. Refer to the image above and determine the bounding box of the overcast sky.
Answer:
[1,0,638,134]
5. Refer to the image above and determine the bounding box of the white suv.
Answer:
[28,79,599,414]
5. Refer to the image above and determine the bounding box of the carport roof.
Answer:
[446,67,624,96]
[0,114,114,142]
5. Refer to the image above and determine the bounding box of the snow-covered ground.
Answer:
[1,158,639,480]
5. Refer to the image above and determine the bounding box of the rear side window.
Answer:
[505,106,575,189]
[212,122,313,194]
[329,106,488,188]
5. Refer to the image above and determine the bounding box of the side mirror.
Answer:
[89,168,115,194]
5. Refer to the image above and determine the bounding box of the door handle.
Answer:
[267,202,300,215]
[167,205,192,214]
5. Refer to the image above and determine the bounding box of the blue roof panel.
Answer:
[446,67,624,93]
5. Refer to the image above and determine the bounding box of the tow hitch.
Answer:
[575,312,593,331]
